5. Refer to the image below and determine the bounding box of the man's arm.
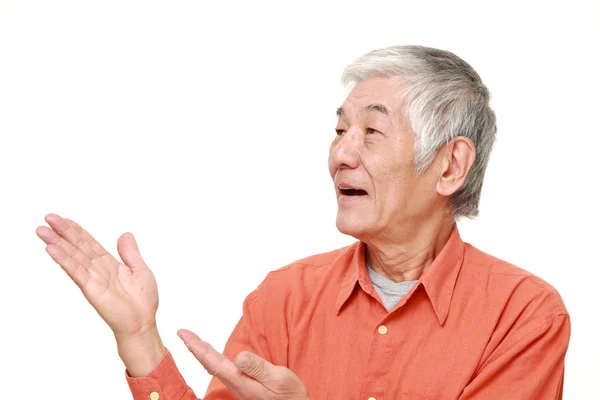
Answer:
[202,282,275,399]
[125,287,268,400]
[127,276,300,400]
[37,214,305,400]
[459,312,570,399]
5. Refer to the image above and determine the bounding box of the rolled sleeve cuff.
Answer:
[126,348,196,400]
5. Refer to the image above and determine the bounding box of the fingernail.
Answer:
[238,355,250,368]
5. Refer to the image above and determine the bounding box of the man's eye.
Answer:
[336,129,346,136]
[366,128,378,134]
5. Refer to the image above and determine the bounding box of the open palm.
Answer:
[36,213,158,338]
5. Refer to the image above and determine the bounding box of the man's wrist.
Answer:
[115,325,167,378]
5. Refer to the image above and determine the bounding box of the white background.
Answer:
[1,1,598,399]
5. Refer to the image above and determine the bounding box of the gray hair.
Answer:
[342,45,497,219]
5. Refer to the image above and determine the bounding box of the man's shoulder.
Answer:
[269,243,357,277]
[252,242,358,298]
[463,243,567,314]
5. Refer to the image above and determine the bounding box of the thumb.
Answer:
[235,351,274,382]
[117,232,148,270]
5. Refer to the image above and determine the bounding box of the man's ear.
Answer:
[436,136,476,196]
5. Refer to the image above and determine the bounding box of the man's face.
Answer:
[328,77,440,240]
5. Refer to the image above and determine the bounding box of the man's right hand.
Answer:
[36,213,166,376]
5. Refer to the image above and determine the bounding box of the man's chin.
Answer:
[335,216,370,240]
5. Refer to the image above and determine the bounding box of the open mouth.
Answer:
[339,188,368,196]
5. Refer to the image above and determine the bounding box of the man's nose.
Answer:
[331,130,361,169]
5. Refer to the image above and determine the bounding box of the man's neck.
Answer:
[364,219,455,283]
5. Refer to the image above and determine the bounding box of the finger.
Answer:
[178,329,241,379]
[45,214,98,260]
[234,351,278,383]
[117,232,148,270]
[36,225,93,271]
[64,217,109,257]
[178,329,258,392]
[45,243,90,288]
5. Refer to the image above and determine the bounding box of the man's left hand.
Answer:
[178,329,311,400]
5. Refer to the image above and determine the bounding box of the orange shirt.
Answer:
[127,226,570,399]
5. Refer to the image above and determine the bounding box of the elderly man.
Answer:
[36,45,569,399]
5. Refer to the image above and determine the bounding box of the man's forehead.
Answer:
[337,77,401,118]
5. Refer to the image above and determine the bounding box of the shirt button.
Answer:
[150,392,160,400]
[368,397,377,400]
[378,325,388,335]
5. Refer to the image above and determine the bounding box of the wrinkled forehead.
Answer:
[337,77,405,121]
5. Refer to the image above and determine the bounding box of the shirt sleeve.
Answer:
[458,312,570,400]
[203,283,276,400]
[125,349,199,400]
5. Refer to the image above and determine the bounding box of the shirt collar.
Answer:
[334,225,465,325]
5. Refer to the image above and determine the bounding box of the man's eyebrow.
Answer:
[335,103,390,118]
[364,103,390,115]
